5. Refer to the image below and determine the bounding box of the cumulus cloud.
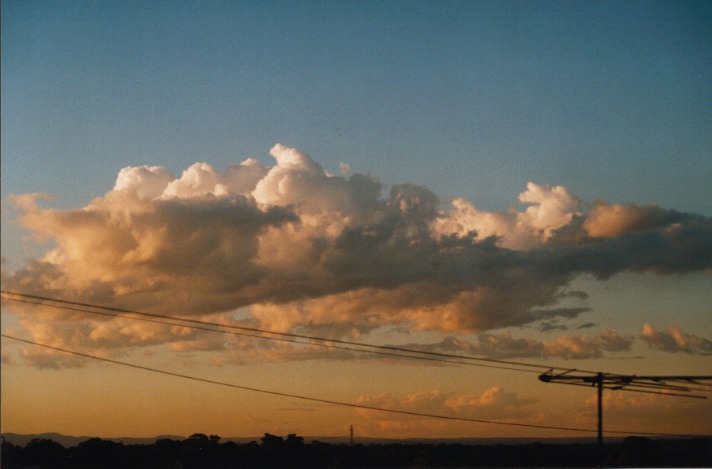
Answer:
[351,387,545,438]
[582,202,686,238]
[3,144,712,365]
[640,324,712,355]
[432,182,582,250]
[114,165,176,199]
[356,386,538,424]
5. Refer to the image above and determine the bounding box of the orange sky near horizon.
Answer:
[2,304,711,440]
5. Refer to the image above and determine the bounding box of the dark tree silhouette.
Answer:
[2,433,711,468]
[69,438,127,468]
[23,438,65,467]
[286,434,305,447]
[260,433,284,448]
[0,438,23,469]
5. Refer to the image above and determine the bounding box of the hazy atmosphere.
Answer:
[2,1,711,441]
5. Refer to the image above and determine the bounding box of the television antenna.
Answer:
[538,370,712,447]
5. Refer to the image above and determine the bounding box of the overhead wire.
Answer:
[547,380,710,399]
[541,371,712,396]
[1,290,583,374]
[3,333,708,439]
[3,295,540,372]
[4,290,710,397]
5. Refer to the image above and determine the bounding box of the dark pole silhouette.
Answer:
[539,371,712,447]
[596,373,603,448]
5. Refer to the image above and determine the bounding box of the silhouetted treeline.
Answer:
[2,433,711,468]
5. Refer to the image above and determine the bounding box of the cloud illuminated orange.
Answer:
[3,145,711,367]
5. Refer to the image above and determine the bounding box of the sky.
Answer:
[1,0,711,441]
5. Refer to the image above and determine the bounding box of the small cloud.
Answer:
[583,201,684,238]
[532,307,591,320]
[1,351,14,365]
[640,323,712,355]
[538,321,568,332]
[557,290,589,301]
[576,322,597,329]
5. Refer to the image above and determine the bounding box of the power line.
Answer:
[5,295,537,371]
[5,291,710,396]
[3,333,706,439]
[1,290,586,374]
[546,379,712,397]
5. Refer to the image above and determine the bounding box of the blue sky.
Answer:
[2,1,711,439]
[3,1,711,213]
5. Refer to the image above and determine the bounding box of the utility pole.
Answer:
[539,371,711,448]
[594,372,603,448]
[349,425,354,446]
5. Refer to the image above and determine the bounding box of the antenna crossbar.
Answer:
[538,370,712,449]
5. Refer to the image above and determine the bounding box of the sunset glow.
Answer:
[2,1,711,442]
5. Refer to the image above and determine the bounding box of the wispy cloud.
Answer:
[3,145,711,365]
[397,328,634,360]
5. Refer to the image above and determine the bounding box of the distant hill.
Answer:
[1,432,186,448]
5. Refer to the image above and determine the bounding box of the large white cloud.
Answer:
[433,182,582,249]
[3,144,712,365]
